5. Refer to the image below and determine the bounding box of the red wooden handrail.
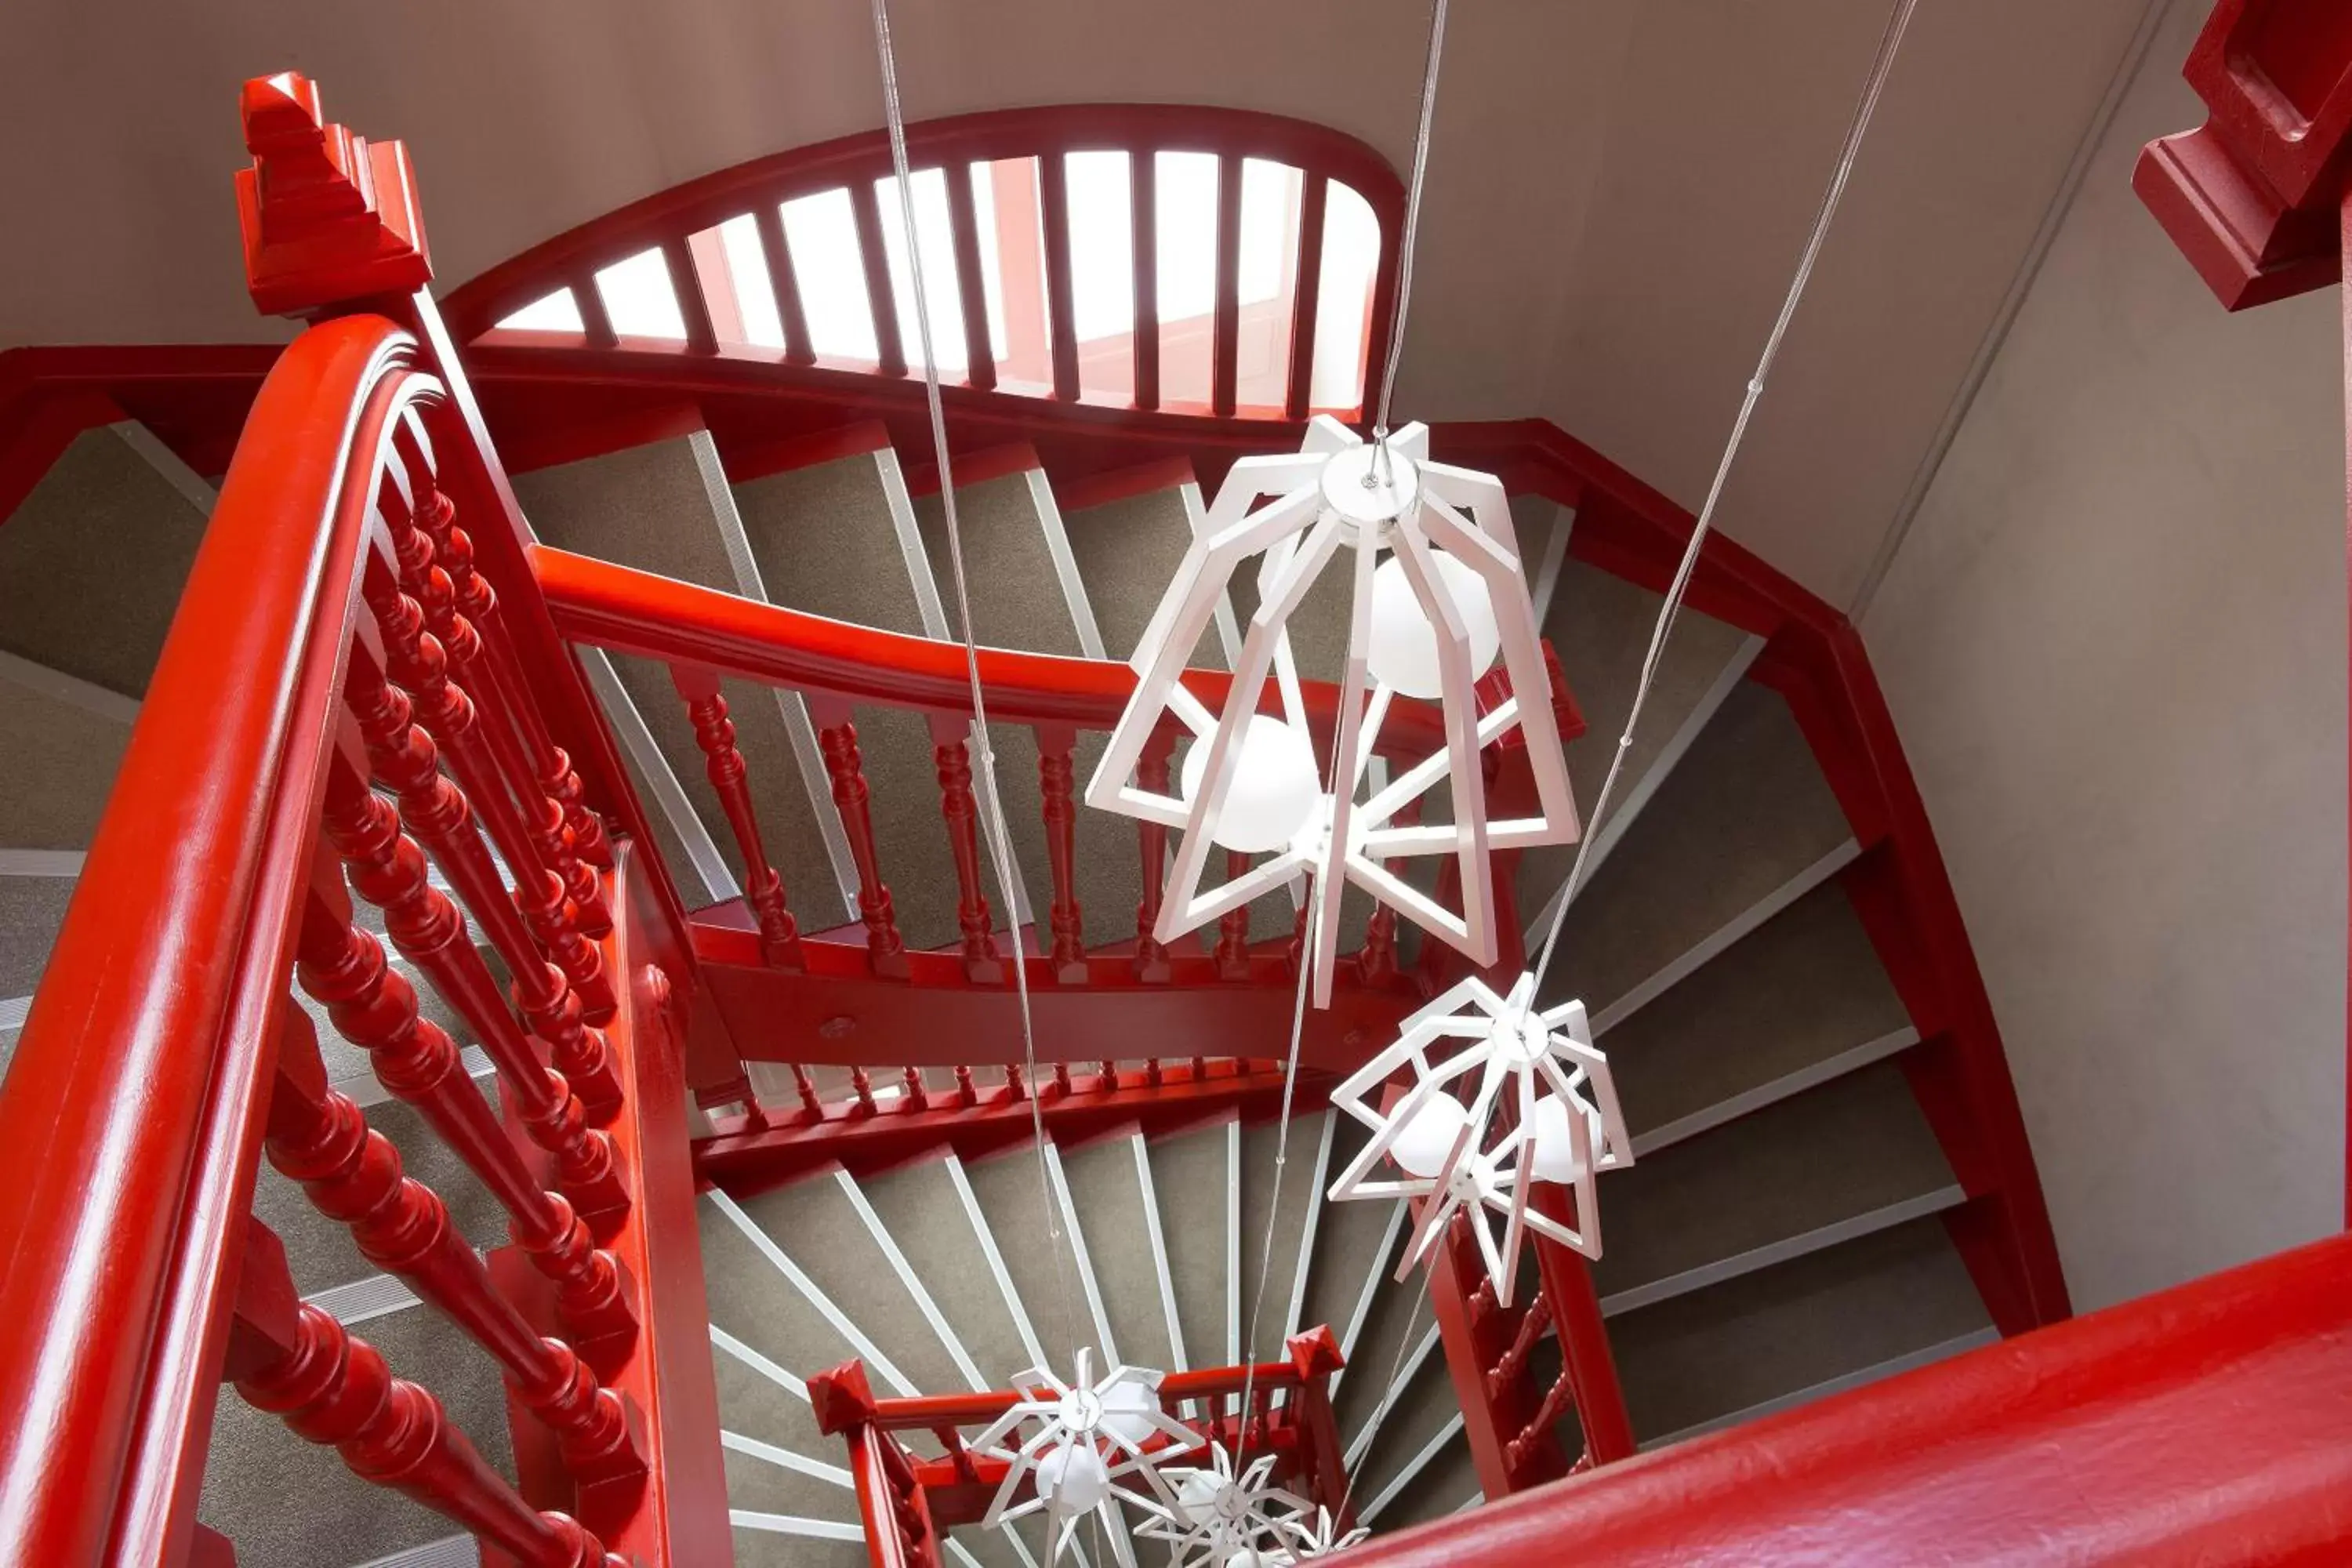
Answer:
[530,539,1457,753]
[0,315,430,1563]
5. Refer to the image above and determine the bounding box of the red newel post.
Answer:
[675,663,804,967]
[343,616,623,1120]
[813,703,910,978]
[320,732,629,1221]
[1134,720,1177,982]
[235,71,432,317]
[232,1223,625,1568]
[928,714,1002,982]
[266,1002,644,1483]
[364,554,616,1022]
[296,866,637,1350]
[1036,724,1087,982]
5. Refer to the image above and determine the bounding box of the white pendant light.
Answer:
[1324,972,1629,1305]
[1272,1506,1370,1563]
[1086,417,1581,1008]
[1135,1441,1312,1568]
[972,1349,1201,1559]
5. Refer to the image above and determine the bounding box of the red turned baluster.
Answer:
[1145,1058,1164,1089]
[266,1000,644,1483]
[955,1065,979,1106]
[812,702,909,978]
[849,1067,879,1116]
[387,459,612,941]
[789,1065,824,1119]
[674,664,803,967]
[1134,721,1176,982]
[699,1072,771,1133]
[1036,724,1087,982]
[296,869,635,1349]
[363,554,617,1022]
[900,1066,930,1109]
[230,1221,625,1568]
[1356,793,1412,984]
[928,714,1002,982]
[318,731,626,1221]
[402,437,611,871]
[1099,1060,1118,1091]
[1051,1062,1074,1098]
[344,625,622,1120]
[1004,1063,1028,1099]
[1216,849,1253,978]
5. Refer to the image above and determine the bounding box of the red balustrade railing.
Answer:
[441,105,1404,423]
[806,1327,1354,1567]
[0,75,725,1566]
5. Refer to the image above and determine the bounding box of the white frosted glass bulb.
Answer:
[1036,1440,1112,1514]
[1366,551,1501,700]
[1526,1093,1589,1184]
[1098,1378,1160,1446]
[1389,1094,1472,1178]
[1180,714,1321,854]
[1174,1468,1223,1512]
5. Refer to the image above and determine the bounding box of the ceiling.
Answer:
[1,0,2160,607]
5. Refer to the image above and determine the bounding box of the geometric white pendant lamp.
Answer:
[1134,1440,1312,1568]
[972,1350,1202,1560]
[1324,972,1631,1305]
[1086,416,1581,1007]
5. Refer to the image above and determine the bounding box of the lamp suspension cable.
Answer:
[869,0,1090,1357]
[1370,0,1448,486]
[1233,0,1454,1466]
[1530,0,1920,996]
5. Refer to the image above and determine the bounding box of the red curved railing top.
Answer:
[441,104,1403,423]
[0,314,434,1563]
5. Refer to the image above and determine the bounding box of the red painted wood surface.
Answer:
[234,74,433,316]
[927,716,1003,982]
[0,317,424,1566]
[267,1002,644,1486]
[499,848,737,1565]
[2132,0,2352,309]
[1036,725,1088,982]
[1530,1189,1635,1466]
[233,1225,624,1568]
[1342,1231,2352,1566]
[673,664,804,967]
[812,703,911,978]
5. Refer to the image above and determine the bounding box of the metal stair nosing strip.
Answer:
[721,1428,855,1490]
[1344,1322,1443,1472]
[834,1167,992,1392]
[1328,1199,1410,1403]
[1525,632,1766,937]
[705,1187,919,1395]
[1636,1327,2002,1451]
[1597,1185,1970,1319]
[1629,1024,1924,1159]
[1043,1138,1120,1369]
[1588,837,1864,1038]
[945,1152,1052,1373]
[1284,1113,1338,1345]
[1132,1133,1189,1374]
[578,644,740,906]
[1359,1409,1468,1526]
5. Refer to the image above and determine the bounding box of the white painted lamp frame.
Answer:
[1085,417,1581,1008]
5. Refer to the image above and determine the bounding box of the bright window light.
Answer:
[873,169,967,376]
[974,158,1051,386]
[1065,151,1134,401]
[1065,151,1134,343]
[1237,158,1299,307]
[594,247,686,340]
[498,289,584,333]
[1156,151,1218,406]
[716,214,785,349]
[782,188,880,365]
[1309,182,1381,411]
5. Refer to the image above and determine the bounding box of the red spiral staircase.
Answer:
[0,6,2349,1560]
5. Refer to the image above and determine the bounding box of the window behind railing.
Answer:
[441,105,1404,423]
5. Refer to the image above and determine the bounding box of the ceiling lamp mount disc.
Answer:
[1086,416,1581,1009]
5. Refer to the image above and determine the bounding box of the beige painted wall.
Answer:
[1862,0,2347,1313]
